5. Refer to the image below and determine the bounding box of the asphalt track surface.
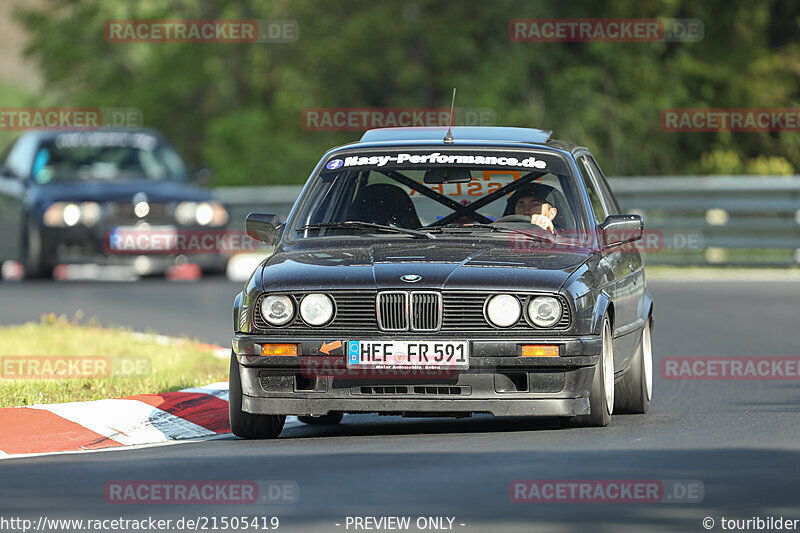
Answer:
[1,276,800,532]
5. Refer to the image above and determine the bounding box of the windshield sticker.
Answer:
[325,152,558,170]
[53,132,159,151]
[333,153,548,170]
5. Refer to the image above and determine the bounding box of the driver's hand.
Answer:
[530,214,555,234]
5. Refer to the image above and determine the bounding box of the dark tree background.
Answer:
[11,0,800,185]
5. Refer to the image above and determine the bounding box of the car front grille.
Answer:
[109,202,173,224]
[376,292,408,331]
[410,292,441,331]
[253,291,570,335]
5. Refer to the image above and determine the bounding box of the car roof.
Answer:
[351,126,583,153]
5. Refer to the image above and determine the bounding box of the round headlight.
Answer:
[527,296,563,328]
[175,201,197,225]
[63,203,81,226]
[300,293,334,326]
[195,202,214,226]
[80,202,101,227]
[485,294,521,328]
[43,202,65,227]
[261,295,294,326]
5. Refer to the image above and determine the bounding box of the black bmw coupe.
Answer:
[230,126,653,437]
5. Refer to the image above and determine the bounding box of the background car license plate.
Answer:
[347,340,469,369]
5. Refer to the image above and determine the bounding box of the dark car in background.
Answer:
[229,126,654,438]
[0,128,228,279]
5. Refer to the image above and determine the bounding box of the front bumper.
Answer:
[232,334,601,417]
[41,226,227,273]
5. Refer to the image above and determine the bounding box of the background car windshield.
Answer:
[32,136,187,184]
[291,157,588,241]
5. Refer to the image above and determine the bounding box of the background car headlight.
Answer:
[260,295,294,326]
[175,201,229,226]
[527,296,563,328]
[299,293,334,326]
[485,294,521,327]
[62,203,81,226]
[80,202,101,227]
[43,202,65,227]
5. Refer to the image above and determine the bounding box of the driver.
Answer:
[506,184,559,234]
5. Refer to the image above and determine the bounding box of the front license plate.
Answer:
[347,340,469,369]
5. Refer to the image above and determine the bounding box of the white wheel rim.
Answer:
[603,320,614,414]
[643,321,653,401]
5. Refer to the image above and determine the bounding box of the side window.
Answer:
[586,156,620,214]
[0,140,16,174]
[577,156,609,224]
[4,136,37,179]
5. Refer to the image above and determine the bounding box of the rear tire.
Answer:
[228,352,285,439]
[614,316,653,414]
[571,316,614,427]
[298,412,344,425]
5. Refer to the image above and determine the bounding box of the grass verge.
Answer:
[0,314,228,408]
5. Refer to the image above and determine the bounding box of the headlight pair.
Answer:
[485,294,562,328]
[260,293,334,327]
[175,201,228,226]
[43,202,101,228]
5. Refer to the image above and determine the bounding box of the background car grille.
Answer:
[253,291,570,335]
[109,202,173,224]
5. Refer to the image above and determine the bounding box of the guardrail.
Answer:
[213,176,800,267]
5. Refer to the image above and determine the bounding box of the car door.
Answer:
[576,153,637,370]
[583,154,644,366]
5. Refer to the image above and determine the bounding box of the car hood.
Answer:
[29,179,210,207]
[260,241,593,292]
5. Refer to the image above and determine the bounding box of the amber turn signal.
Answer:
[261,343,298,356]
[521,344,559,357]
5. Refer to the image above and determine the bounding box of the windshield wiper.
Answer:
[296,221,433,239]
[425,224,557,242]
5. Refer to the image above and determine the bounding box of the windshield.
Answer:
[289,148,590,245]
[31,131,188,184]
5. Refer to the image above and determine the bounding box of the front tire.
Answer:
[571,316,614,427]
[22,220,51,279]
[228,352,285,439]
[614,316,653,414]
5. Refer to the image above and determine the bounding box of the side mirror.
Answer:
[245,213,282,244]
[192,168,213,185]
[599,214,643,247]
